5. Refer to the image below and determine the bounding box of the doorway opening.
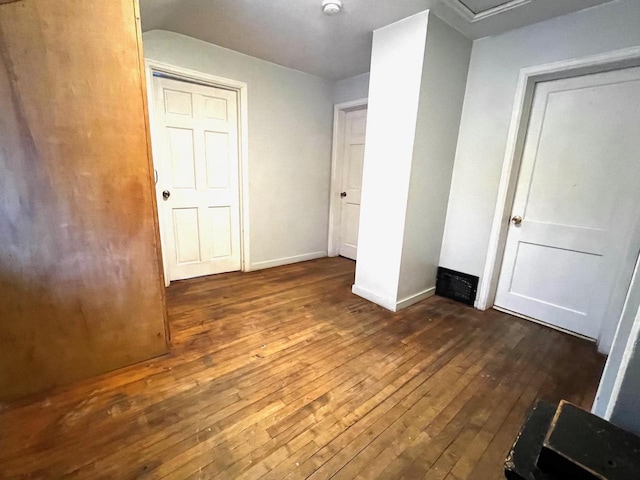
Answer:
[328,98,368,260]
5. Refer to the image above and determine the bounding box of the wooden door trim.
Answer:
[478,46,640,351]
[144,59,250,283]
[328,98,368,257]
[133,3,170,344]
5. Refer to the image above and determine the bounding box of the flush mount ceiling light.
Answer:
[322,0,343,15]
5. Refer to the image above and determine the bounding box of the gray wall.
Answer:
[333,72,370,104]
[143,30,334,269]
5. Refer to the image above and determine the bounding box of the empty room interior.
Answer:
[2,0,640,478]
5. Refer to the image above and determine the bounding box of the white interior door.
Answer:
[338,108,367,260]
[495,66,640,339]
[153,75,241,281]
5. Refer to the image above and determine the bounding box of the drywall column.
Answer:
[352,11,471,311]
[352,12,429,310]
[397,15,472,304]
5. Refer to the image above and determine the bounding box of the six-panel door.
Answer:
[153,75,241,280]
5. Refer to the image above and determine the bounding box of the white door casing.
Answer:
[153,75,242,280]
[328,99,367,259]
[338,108,367,260]
[494,66,640,339]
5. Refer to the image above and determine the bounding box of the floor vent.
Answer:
[436,267,479,306]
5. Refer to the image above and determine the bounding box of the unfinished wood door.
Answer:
[0,0,168,401]
[495,66,640,339]
[152,76,241,280]
[338,108,367,260]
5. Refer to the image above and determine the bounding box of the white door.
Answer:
[338,108,367,260]
[152,75,241,281]
[495,66,640,339]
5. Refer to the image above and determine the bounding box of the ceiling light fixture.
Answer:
[322,0,343,16]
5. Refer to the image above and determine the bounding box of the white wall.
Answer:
[353,12,429,310]
[594,258,640,416]
[143,30,334,270]
[398,14,471,301]
[439,0,640,318]
[333,73,370,104]
[595,298,640,435]
[608,306,640,435]
[353,11,471,310]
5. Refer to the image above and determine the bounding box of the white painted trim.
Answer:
[445,0,531,23]
[593,252,640,415]
[352,284,397,311]
[352,284,435,312]
[328,98,368,257]
[477,46,640,315]
[396,287,436,310]
[249,251,327,271]
[144,59,251,282]
[604,305,640,419]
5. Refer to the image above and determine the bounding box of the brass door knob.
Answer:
[511,215,522,225]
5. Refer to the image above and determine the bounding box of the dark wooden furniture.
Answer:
[506,400,640,479]
[505,402,557,480]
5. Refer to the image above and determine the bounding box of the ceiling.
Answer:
[140,0,616,80]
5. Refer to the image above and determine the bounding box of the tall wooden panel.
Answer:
[0,0,168,401]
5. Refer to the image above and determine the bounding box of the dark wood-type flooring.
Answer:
[0,257,605,479]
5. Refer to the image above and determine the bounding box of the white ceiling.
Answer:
[140,0,616,80]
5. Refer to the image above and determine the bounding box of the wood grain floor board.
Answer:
[419,328,558,480]
[310,321,526,480]
[0,257,605,480]
[280,323,516,480]
[350,323,536,480]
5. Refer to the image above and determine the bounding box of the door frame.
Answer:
[327,98,368,257]
[476,46,640,349]
[145,59,251,285]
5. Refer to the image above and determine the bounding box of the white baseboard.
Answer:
[248,251,327,272]
[352,284,436,312]
[396,287,436,310]
[352,284,397,311]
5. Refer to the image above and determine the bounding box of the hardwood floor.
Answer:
[0,257,605,479]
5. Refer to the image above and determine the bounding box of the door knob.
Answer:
[340,192,347,198]
[162,190,171,200]
[511,215,522,225]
